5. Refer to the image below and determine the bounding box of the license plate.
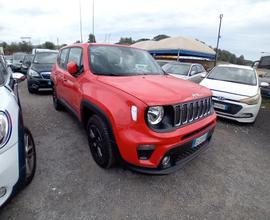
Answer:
[192,133,208,148]
[213,102,227,110]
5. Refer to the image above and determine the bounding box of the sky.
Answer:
[0,0,269,60]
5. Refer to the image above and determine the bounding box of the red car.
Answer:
[51,43,216,174]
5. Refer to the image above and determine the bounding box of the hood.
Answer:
[31,63,54,73]
[169,74,189,80]
[200,78,258,100]
[97,75,211,106]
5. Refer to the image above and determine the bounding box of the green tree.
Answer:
[42,41,56,50]
[117,37,135,45]
[152,34,170,41]
[88,33,96,43]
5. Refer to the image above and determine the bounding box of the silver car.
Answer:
[162,62,207,83]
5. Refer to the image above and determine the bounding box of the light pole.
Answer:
[215,14,223,66]
[79,0,83,42]
[92,0,95,36]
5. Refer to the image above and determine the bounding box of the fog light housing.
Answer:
[0,187,7,198]
[240,113,253,118]
[161,155,171,167]
[137,144,156,160]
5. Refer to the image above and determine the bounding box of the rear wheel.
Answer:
[24,127,36,185]
[87,115,115,168]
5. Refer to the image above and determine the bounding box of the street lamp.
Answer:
[215,14,223,66]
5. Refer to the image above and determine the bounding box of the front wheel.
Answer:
[24,127,36,185]
[52,85,63,111]
[87,115,115,168]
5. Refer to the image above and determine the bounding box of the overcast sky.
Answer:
[0,0,269,60]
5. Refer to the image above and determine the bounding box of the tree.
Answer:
[88,33,96,43]
[152,34,170,41]
[117,37,135,45]
[42,41,56,50]
[135,38,150,43]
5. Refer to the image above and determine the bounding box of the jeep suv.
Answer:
[51,43,216,174]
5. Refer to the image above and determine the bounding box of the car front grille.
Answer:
[213,100,242,115]
[41,72,51,80]
[173,97,212,127]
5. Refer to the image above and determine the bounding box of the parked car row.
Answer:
[0,43,268,208]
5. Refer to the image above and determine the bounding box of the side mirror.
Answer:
[260,82,269,87]
[201,72,206,78]
[12,73,26,83]
[67,61,78,75]
[190,70,196,75]
[25,61,31,67]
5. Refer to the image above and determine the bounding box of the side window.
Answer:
[190,66,198,75]
[59,48,69,70]
[68,47,83,68]
[197,65,204,73]
[0,60,8,84]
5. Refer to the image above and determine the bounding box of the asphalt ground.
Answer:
[0,82,270,220]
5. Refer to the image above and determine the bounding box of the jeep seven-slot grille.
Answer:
[173,97,212,127]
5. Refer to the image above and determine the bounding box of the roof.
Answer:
[132,36,216,60]
[217,64,254,70]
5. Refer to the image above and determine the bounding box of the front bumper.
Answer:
[213,98,261,123]
[116,113,216,174]
[27,77,52,90]
[0,143,19,207]
[126,128,214,174]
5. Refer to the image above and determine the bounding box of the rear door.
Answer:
[62,47,84,115]
[55,48,69,99]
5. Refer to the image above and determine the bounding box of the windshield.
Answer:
[163,63,191,76]
[13,53,25,61]
[207,66,257,85]
[89,45,163,76]
[34,52,58,64]
[23,55,34,64]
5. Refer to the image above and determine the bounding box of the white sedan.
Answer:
[200,64,261,123]
[162,62,207,83]
[0,56,36,207]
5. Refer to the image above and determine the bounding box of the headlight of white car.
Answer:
[28,69,40,77]
[147,106,164,125]
[0,111,12,149]
[240,92,261,105]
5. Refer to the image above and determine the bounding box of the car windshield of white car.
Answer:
[207,66,257,86]
[89,45,164,76]
[33,52,58,64]
[162,63,190,76]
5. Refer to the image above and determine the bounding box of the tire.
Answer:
[27,85,37,94]
[23,127,36,185]
[87,115,115,168]
[52,85,63,111]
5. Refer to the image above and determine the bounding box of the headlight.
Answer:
[147,106,164,125]
[240,92,261,105]
[0,111,12,149]
[28,69,40,77]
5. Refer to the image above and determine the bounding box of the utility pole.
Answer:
[79,0,83,42]
[215,14,223,66]
[92,0,95,36]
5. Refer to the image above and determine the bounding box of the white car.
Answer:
[0,57,36,207]
[162,62,207,83]
[200,64,261,123]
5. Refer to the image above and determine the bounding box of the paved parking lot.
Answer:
[0,82,270,220]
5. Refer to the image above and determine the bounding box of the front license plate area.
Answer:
[192,132,208,149]
[213,102,227,110]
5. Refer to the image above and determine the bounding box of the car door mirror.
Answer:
[12,73,26,83]
[260,82,269,87]
[67,61,78,75]
[201,72,206,78]
[190,70,196,76]
[25,61,31,67]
